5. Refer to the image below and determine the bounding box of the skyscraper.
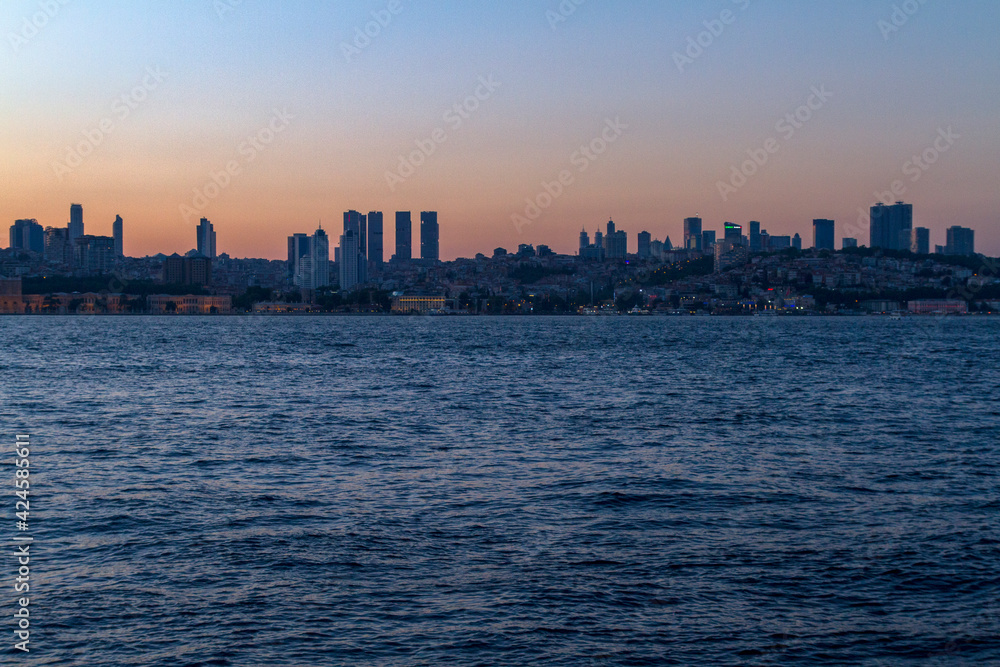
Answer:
[724,222,742,243]
[197,218,217,258]
[420,211,439,261]
[113,215,124,257]
[287,233,311,283]
[702,230,716,250]
[684,217,703,251]
[69,204,84,241]
[749,221,762,252]
[911,227,930,255]
[311,226,330,289]
[870,202,912,251]
[792,233,802,250]
[367,211,384,274]
[637,231,651,259]
[946,226,975,256]
[395,212,412,261]
[813,219,835,250]
[44,227,71,266]
[9,219,44,253]
[339,229,360,291]
[579,229,590,255]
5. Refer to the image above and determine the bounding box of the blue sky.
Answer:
[2,0,998,258]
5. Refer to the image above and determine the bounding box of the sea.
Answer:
[2,316,999,666]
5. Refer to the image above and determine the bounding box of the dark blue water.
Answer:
[2,316,999,666]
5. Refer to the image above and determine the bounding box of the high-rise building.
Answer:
[420,211,439,261]
[792,233,802,250]
[714,237,749,273]
[702,230,716,250]
[9,219,44,253]
[197,218,217,258]
[73,236,115,275]
[724,222,742,243]
[113,215,124,257]
[911,227,930,255]
[602,219,627,259]
[344,210,367,281]
[395,212,412,261]
[579,229,590,255]
[311,226,330,289]
[637,231,651,259]
[749,221,762,252]
[44,227,72,266]
[684,217,703,252]
[288,233,310,281]
[946,226,975,256]
[813,219,835,250]
[69,204,84,241]
[367,211,384,274]
[870,202,912,251]
[339,229,360,291]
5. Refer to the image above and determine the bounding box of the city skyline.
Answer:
[3,1,999,259]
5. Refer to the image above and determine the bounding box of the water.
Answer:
[2,316,999,666]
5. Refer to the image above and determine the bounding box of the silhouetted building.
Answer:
[493,247,507,259]
[604,219,627,259]
[367,211,384,274]
[44,227,72,266]
[911,227,930,255]
[579,229,590,255]
[812,219,835,250]
[287,233,310,281]
[9,219,44,253]
[792,233,802,250]
[113,215,124,257]
[724,222,742,244]
[343,211,368,283]
[74,236,115,275]
[684,217,703,251]
[197,218,217,258]
[395,212,412,261]
[715,238,749,272]
[749,221,762,252]
[420,211,439,261]
[339,230,361,291]
[162,254,212,286]
[702,230,716,251]
[637,231,651,259]
[311,226,330,289]
[843,238,858,249]
[69,204,84,241]
[946,226,975,256]
[870,202,912,251]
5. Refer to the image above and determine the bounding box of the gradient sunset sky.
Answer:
[2,0,998,259]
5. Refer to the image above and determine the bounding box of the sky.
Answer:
[2,0,999,260]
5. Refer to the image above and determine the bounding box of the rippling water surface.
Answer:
[2,316,999,666]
